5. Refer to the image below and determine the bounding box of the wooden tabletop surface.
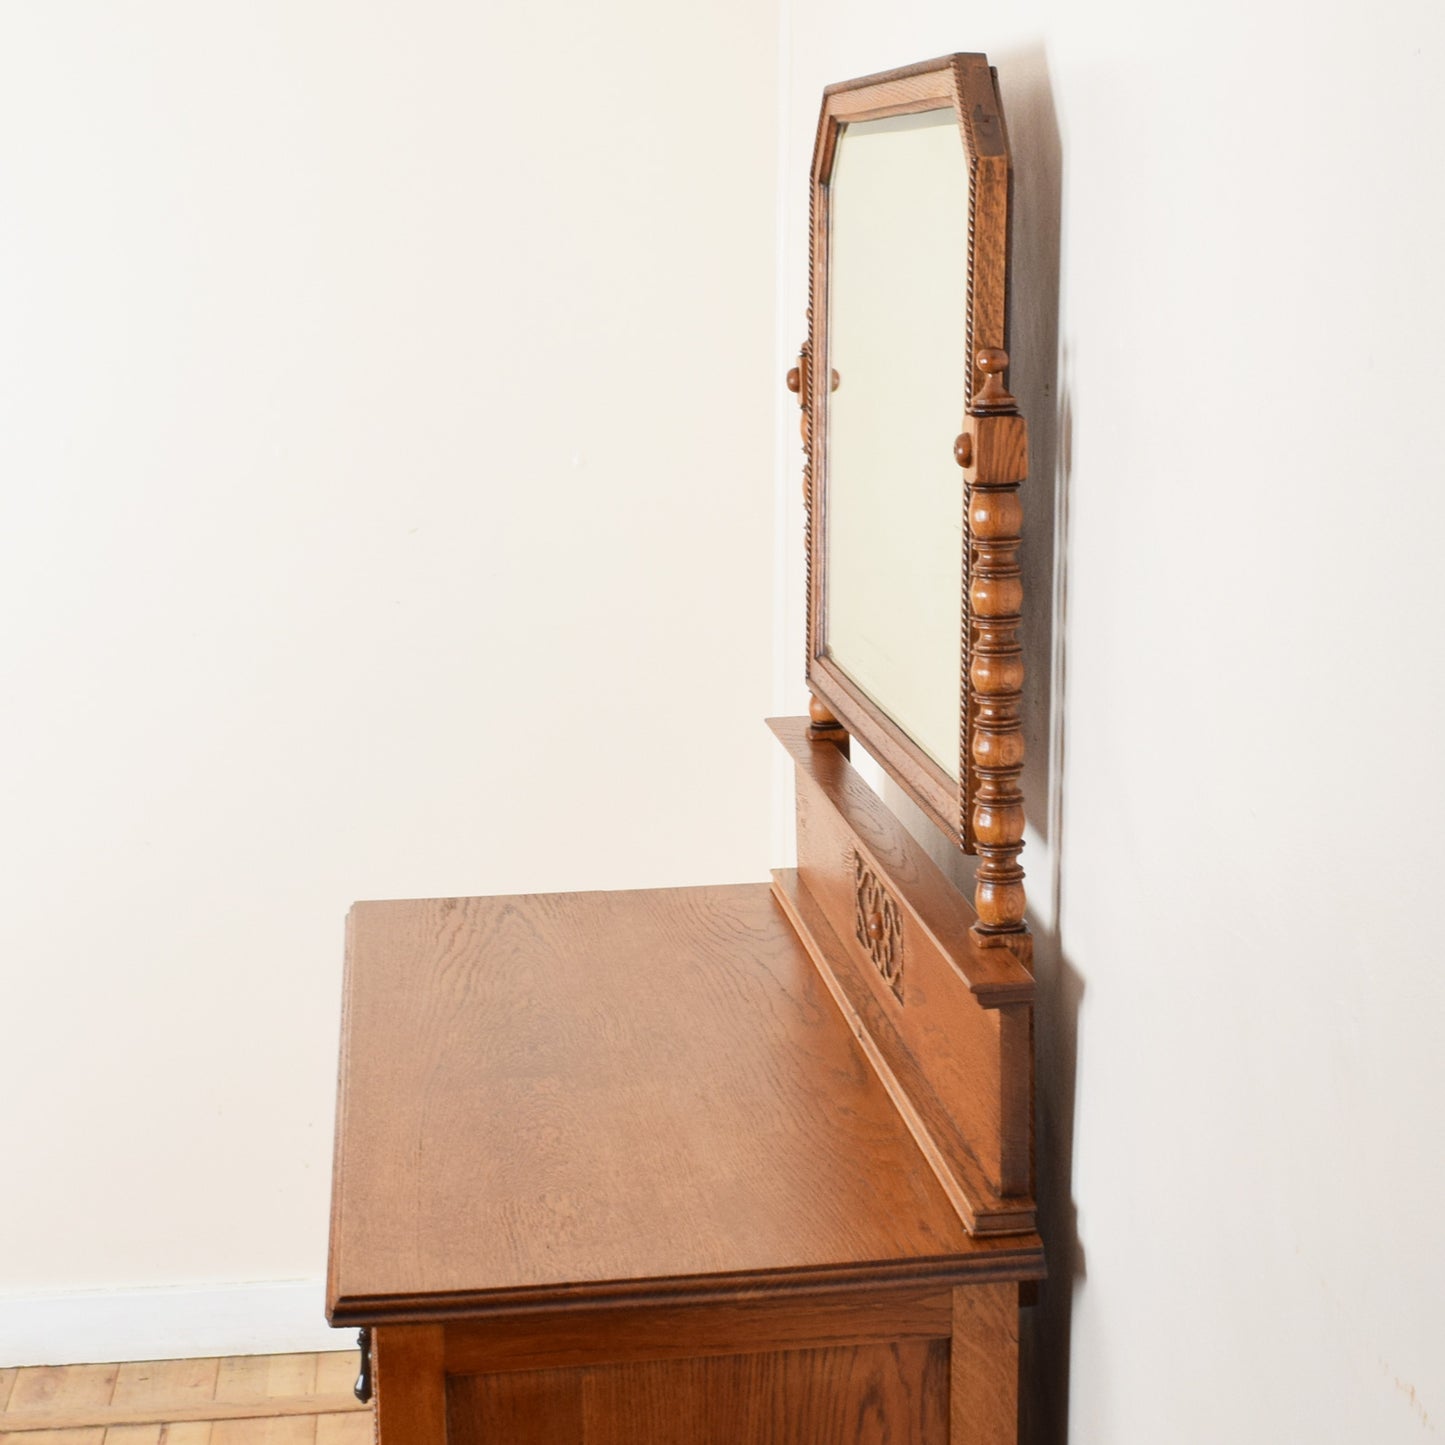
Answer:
[327,884,1042,1324]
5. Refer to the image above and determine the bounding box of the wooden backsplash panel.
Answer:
[769,718,1034,1232]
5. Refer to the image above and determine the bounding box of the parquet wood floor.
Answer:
[0,1353,371,1445]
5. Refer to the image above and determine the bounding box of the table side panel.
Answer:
[445,1341,949,1445]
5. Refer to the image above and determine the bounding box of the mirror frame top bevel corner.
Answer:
[801,52,1015,855]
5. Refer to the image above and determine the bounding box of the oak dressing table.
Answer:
[328,54,1040,1445]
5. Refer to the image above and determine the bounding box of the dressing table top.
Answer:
[327,882,1042,1326]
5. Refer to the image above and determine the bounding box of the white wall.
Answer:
[7,4,1444,1430]
[0,1,778,1361]
[778,2,1445,1441]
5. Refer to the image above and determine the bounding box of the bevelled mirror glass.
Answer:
[825,109,969,780]
[799,54,1018,852]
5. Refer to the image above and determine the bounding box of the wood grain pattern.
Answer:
[112,1364,219,1413]
[582,1343,948,1445]
[821,62,955,122]
[445,1343,947,1445]
[446,1371,581,1445]
[0,1429,106,1445]
[308,1361,359,1406]
[208,1418,315,1445]
[371,1330,441,1445]
[769,715,1036,1233]
[2,1392,364,1427]
[770,717,1032,999]
[773,870,1035,1237]
[957,354,1028,950]
[443,1288,953,1376]
[0,1356,366,1436]
[156,1424,215,1445]
[8,1370,118,1416]
[950,1284,1017,1445]
[1,1402,364,1435]
[102,1426,163,1445]
[213,1361,316,1408]
[312,1414,371,1445]
[327,883,1036,1323]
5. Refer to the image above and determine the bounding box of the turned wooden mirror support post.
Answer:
[958,349,1028,953]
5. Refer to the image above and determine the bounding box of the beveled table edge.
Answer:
[327,1244,1046,1326]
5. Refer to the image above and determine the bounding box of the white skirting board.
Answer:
[0,1280,352,1367]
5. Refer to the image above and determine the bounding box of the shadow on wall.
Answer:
[879,42,1081,1445]
[998,44,1081,1445]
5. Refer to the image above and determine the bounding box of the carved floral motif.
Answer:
[852,852,903,1002]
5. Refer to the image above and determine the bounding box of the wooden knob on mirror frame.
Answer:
[954,432,973,468]
[786,366,801,394]
[973,348,1016,414]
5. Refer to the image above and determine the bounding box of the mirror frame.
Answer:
[799,53,1018,859]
